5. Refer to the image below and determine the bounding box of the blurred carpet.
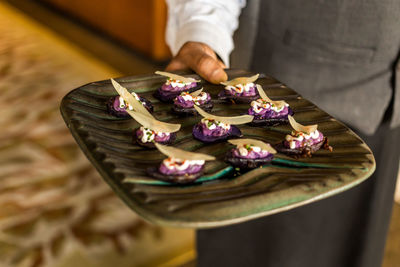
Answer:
[0,2,194,267]
[383,203,400,267]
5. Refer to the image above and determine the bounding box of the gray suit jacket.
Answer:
[231,0,400,135]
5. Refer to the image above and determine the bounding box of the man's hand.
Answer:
[166,42,228,84]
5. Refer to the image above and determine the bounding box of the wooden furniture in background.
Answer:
[40,0,171,61]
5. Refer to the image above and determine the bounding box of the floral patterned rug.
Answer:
[0,3,193,267]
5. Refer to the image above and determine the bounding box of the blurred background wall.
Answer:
[38,0,171,61]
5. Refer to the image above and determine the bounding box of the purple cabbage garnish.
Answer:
[155,80,201,102]
[172,101,213,116]
[217,85,260,104]
[224,83,257,97]
[161,81,198,92]
[232,146,271,159]
[248,100,290,119]
[225,143,274,169]
[107,96,153,118]
[136,127,171,142]
[174,92,211,109]
[247,99,294,126]
[134,127,176,148]
[147,166,203,184]
[284,130,324,149]
[274,131,331,157]
[147,156,205,184]
[192,120,242,143]
[198,119,231,137]
[158,158,204,175]
[225,150,274,169]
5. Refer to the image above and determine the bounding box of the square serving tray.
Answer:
[60,69,375,228]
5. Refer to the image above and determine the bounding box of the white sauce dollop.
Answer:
[180,92,208,105]
[251,99,288,113]
[139,126,170,143]
[119,92,141,110]
[236,144,266,156]
[166,78,193,88]
[163,157,205,170]
[225,82,255,94]
[285,130,320,149]
[201,118,231,131]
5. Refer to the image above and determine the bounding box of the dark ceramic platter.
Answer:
[60,69,375,228]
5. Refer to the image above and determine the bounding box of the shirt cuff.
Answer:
[170,21,233,67]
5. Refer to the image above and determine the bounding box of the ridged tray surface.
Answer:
[60,69,375,228]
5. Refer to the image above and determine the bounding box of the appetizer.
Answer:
[154,71,201,102]
[218,74,260,103]
[225,139,277,169]
[275,115,332,157]
[192,105,253,143]
[248,85,293,126]
[107,79,153,118]
[127,110,180,148]
[147,143,216,184]
[172,88,213,115]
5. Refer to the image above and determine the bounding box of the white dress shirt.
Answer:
[165,0,245,66]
